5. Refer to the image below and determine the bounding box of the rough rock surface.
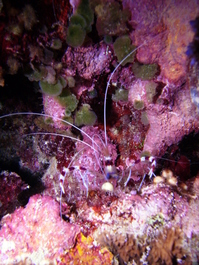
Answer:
[123,0,199,85]
[0,195,80,264]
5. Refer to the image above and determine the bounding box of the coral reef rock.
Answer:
[0,195,80,264]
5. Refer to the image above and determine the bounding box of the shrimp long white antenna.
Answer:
[104,42,146,146]
[25,132,98,153]
[92,134,106,176]
[0,112,100,151]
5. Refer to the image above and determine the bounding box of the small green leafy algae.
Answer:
[66,76,75,88]
[62,116,73,124]
[26,66,47,82]
[39,76,66,96]
[133,100,145,110]
[70,14,87,29]
[132,62,158,80]
[113,36,136,66]
[59,76,67,88]
[66,0,94,48]
[112,88,128,102]
[44,117,54,124]
[66,24,86,48]
[75,104,97,126]
[50,38,62,50]
[77,0,94,30]
[57,89,79,116]
[39,79,63,96]
[145,81,158,103]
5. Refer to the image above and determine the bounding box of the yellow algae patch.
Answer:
[58,233,113,265]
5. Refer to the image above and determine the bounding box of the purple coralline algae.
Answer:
[0,195,80,264]
[123,0,198,85]
[62,42,112,79]
[43,94,69,129]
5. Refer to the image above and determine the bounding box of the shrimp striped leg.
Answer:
[124,155,156,189]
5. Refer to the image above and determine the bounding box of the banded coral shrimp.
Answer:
[0,43,197,220]
[0,45,139,203]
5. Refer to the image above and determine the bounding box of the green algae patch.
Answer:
[145,81,158,103]
[44,117,54,125]
[75,104,97,126]
[62,115,73,125]
[132,62,158,80]
[39,77,66,96]
[57,89,79,117]
[95,2,130,36]
[39,80,63,96]
[70,14,87,29]
[113,36,136,66]
[112,88,128,102]
[133,100,145,110]
[77,0,94,31]
[141,111,149,126]
[66,24,86,48]
[66,76,75,88]
[26,66,47,82]
[66,0,94,47]
[50,38,62,50]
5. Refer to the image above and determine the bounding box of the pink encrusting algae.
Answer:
[0,195,80,264]
[0,0,199,264]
